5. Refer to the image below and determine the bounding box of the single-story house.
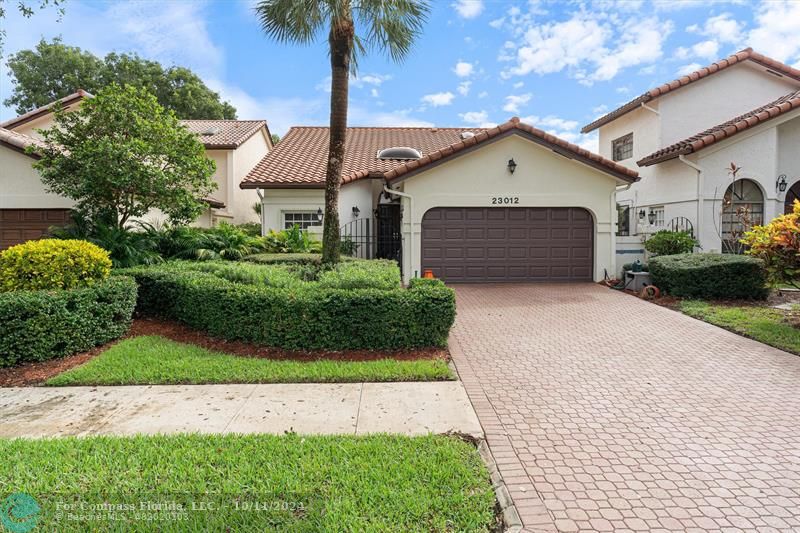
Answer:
[582,48,800,261]
[0,91,273,249]
[241,117,639,283]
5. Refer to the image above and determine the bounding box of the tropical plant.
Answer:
[255,0,429,264]
[50,214,162,268]
[33,83,217,229]
[644,230,698,256]
[198,223,266,260]
[741,199,800,289]
[263,225,320,254]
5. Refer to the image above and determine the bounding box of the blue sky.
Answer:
[2,0,799,151]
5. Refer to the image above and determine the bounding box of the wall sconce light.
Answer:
[777,174,787,193]
[507,158,517,174]
[647,209,656,225]
[638,209,646,220]
[316,208,323,223]
[352,206,360,218]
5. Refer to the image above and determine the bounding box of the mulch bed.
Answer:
[0,318,449,387]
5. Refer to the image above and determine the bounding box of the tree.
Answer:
[741,200,800,289]
[0,0,64,49]
[32,84,217,229]
[255,0,429,264]
[5,38,237,119]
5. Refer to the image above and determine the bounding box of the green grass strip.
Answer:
[680,300,800,354]
[0,433,496,532]
[46,336,453,386]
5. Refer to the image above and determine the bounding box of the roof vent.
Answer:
[376,147,422,160]
[201,126,221,136]
[460,131,475,139]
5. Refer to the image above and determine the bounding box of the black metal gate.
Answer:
[340,203,402,268]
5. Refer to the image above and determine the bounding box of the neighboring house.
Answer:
[582,48,800,263]
[0,91,272,249]
[240,117,639,284]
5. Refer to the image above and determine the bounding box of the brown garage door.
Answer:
[0,209,72,250]
[421,207,593,283]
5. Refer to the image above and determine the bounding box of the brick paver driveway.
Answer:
[450,284,800,532]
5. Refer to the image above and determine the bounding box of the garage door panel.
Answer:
[422,207,593,283]
[0,209,72,250]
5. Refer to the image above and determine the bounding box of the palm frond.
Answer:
[353,0,429,63]
[254,0,327,45]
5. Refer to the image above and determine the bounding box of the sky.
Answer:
[1,0,799,152]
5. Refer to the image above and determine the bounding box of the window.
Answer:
[612,133,633,161]
[616,204,631,236]
[283,212,321,230]
[651,206,665,227]
[721,179,764,254]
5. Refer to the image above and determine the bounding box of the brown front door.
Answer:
[421,207,593,283]
[0,209,72,249]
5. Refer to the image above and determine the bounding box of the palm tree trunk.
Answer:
[322,11,354,264]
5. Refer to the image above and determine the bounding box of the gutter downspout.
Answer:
[678,155,704,244]
[383,184,414,279]
[256,188,265,236]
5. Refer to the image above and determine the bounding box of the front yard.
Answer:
[0,433,497,531]
[679,300,800,355]
[46,335,453,386]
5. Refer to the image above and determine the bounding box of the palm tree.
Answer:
[255,0,429,264]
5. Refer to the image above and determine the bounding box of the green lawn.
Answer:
[0,434,497,532]
[680,301,800,354]
[46,336,454,386]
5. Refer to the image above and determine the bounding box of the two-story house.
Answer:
[582,48,800,264]
[0,90,272,249]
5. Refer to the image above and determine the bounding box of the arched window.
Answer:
[786,180,800,214]
[721,179,764,253]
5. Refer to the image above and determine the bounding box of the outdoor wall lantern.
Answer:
[352,206,360,218]
[777,174,787,193]
[638,209,646,220]
[647,209,657,225]
[507,158,517,174]
[316,208,323,223]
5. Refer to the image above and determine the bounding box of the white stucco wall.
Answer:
[397,134,623,282]
[778,117,800,202]
[260,188,325,232]
[229,131,270,224]
[0,148,74,209]
[10,114,58,140]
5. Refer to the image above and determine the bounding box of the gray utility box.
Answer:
[625,271,652,292]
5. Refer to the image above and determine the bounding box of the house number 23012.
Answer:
[491,196,519,204]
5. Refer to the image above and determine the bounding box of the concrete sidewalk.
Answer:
[0,382,482,438]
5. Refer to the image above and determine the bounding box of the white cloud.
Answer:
[676,63,703,76]
[588,17,673,83]
[513,81,524,89]
[421,92,455,107]
[349,106,433,128]
[452,0,484,19]
[316,73,392,93]
[747,0,800,64]
[520,114,595,151]
[696,13,745,44]
[459,110,490,125]
[477,91,489,98]
[453,61,475,78]
[489,17,504,29]
[502,93,533,113]
[691,39,720,60]
[457,81,472,96]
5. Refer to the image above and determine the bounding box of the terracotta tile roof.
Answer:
[180,120,270,149]
[0,90,91,130]
[581,48,800,133]
[241,117,638,189]
[638,89,800,166]
[0,127,47,158]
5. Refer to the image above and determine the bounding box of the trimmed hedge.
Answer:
[0,276,137,367]
[243,253,357,265]
[120,266,455,350]
[650,253,768,300]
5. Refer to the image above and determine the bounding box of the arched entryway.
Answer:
[721,179,764,254]
[785,180,800,214]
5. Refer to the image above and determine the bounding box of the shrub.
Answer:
[318,260,401,290]
[0,239,111,292]
[120,266,454,350]
[644,230,698,256]
[263,225,320,253]
[0,276,137,367]
[649,253,768,299]
[741,200,800,289]
[51,215,162,267]
[244,253,356,265]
